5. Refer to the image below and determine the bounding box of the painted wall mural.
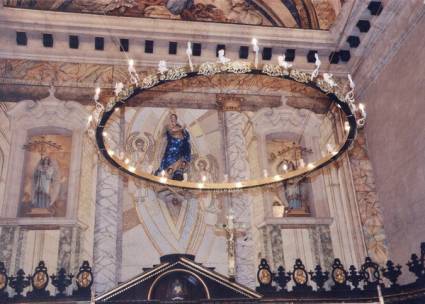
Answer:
[19,133,72,217]
[0,55,391,294]
[3,0,344,29]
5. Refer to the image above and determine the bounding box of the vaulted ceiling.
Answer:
[3,0,344,29]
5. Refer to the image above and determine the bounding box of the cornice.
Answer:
[0,6,348,72]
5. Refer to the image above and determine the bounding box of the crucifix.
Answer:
[216,208,247,281]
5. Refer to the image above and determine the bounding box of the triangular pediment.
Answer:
[96,254,261,303]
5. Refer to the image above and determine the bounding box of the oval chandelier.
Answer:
[89,47,365,191]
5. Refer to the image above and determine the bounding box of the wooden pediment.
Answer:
[96,254,261,303]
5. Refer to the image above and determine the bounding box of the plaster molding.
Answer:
[257,217,333,228]
[0,6,349,73]
[1,87,90,224]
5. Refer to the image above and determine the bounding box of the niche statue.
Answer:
[155,113,191,181]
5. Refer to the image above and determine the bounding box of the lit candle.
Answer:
[94,87,101,102]
[124,158,130,165]
[345,121,350,132]
[128,59,139,85]
[202,175,207,182]
[277,54,292,69]
[251,38,259,68]
[358,103,366,118]
[186,41,193,71]
[114,82,124,97]
[263,169,268,177]
[348,74,355,90]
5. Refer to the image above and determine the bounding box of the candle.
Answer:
[251,38,259,68]
[186,41,193,71]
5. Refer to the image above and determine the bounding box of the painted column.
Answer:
[224,111,256,288]
[348,130,388,264]
[93,111,124,293]
[93,162,121,293]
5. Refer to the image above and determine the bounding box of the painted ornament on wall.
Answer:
[19,134,71,217]
[3,0,343,29]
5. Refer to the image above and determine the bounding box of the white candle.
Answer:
[186,41,193,71]
[251,38,259,68]
[94,87,101,102]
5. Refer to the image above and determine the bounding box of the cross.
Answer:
[216,209,247,281]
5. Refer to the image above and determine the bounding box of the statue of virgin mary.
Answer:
[32,156,60,208]
[155,113,191,181]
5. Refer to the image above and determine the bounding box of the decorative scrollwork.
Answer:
[140,74,159,89]
[316,78,337,94]
[198,62,222,76]
[309,265,329,291]
[289,69,310,83]
[28,261,50,298]
[273,266,291,292]
[331,258,350,291]
[0,262,8,300]
[262,64,289,77]
[382,260,402,287]
[257,259,273,285]
[9,269,30,298]
[105,96,118,112]
[159,66,188,81]
[223,61,252,74]
[335,90,347,103]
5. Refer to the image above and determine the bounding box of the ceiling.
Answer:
[3,0,344,29]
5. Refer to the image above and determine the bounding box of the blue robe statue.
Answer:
[155,121,191,181]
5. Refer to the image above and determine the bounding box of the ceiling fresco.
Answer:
[3,0,345,29]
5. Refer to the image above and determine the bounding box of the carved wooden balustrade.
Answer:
[0,243,423,303]
[255,242,425,303]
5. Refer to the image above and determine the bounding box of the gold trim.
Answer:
[106,148,345,190]
[180,258,262,299]
[147,268,211,300]
[95,262,171,301]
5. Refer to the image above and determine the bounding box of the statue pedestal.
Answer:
[286,208,311,217]
[25,208,53,217]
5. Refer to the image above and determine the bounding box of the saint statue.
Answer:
[282,161,303,209]
[32,156,60,209]
[155,113,191,181]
